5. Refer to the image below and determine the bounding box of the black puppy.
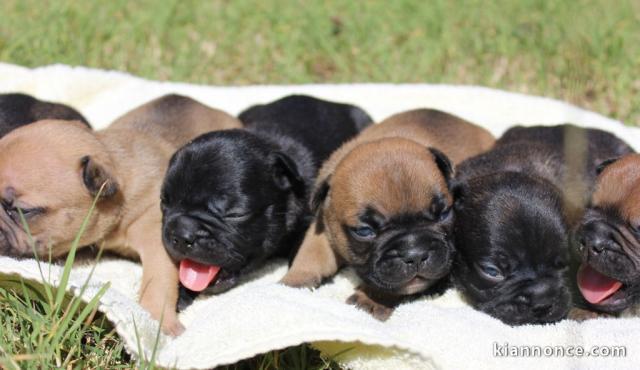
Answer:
[452,124,633,325]
[161,95,372,303]
[0,93,90,137]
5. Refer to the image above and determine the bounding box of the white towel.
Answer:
[0,63,638,370]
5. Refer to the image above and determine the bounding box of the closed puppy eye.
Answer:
[425,200,452,222]
[224,211,251,222]
[350,225,376,240]
[474,262,505,282]
[2,201,44,223]
[438,206,452,221]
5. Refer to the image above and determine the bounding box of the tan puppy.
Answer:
[575,153,640,315]
[281,109,494,319]
[0,94,241,335]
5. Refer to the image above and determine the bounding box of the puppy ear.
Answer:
[450,179,467,211]
[80,156,119,198]
[310,176,331,214]
[348,106,373,130]
[596,157,620,175]
[271,152,305,193]
[428,147,453,185]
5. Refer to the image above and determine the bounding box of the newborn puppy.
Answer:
[575,153,640,314]
[0,94,241,335]
[496,124,635,223]
[161,95,372,299]
[453,124,633,325]
[0,93,90,137]
[281,109,495,319]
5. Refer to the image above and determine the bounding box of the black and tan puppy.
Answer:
[281,109,495,319]
[161,95,372,300]
[575,153,640,314]
[0,93,90,137]
[453,124,633,325]
[0,94,241,335]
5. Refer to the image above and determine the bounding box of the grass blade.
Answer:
[53,184,105,315]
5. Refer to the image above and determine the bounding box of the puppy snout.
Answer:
[388,232,449,256]
[531,303,553,318]
[173,229,195,248]
[518,279,567,320]
[523,278,554,299]
[0,232,8,254]
[581,221,617,255]
[0,228,20,256]
[399,247,430,266]
[166,216,202,249]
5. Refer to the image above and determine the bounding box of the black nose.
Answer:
[519,278,559,318]
[399,248,430,266]
[174,229,195,246]
[167,216,201,249]
[581,221,614,255]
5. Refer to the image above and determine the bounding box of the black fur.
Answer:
[452,124,633,325]
[496,124,633,186]
[161,95,372,299]
[0,93,90,137]
[239,95,373,166]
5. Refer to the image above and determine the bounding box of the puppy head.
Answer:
[161,130,306,293]
[0,93,90,138]
[314,137,454,296]
[576,153,640,313]
[0,120,121,258]
[453,172,571,325]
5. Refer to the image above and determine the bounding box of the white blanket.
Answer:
[0,63,638,370]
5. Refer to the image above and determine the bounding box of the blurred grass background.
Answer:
[1,0,639,124]
[0,0,639,368]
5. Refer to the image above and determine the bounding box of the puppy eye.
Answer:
[224,212,251,222]
[438,206,452,221]
[18,207,39,217]
[351,225,376,240]
[474,262,505,282]
[2,201,42,223]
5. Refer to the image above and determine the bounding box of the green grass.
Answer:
[0,0,639,368]
[1,0,639,124]
[0,190,128,369]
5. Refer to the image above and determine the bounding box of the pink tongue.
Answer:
[179,259,221,292]
[577,264,623,304]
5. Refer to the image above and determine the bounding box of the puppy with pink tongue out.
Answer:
[576,153,640,314]
[160,95,373,305]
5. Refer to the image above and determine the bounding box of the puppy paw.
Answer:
[161,317,186,337]
[347,290,394,321]
[280,271,322,289]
